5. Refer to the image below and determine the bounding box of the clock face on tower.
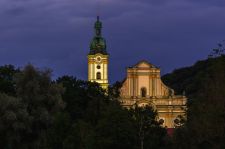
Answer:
[96,56,102,63]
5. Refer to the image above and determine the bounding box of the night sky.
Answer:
[0,0,225,83]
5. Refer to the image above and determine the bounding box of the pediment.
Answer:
[133,60,156,68]
[137,62,151,68]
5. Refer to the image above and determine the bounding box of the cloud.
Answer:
[0,0,225,82]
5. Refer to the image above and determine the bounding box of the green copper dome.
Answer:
[89,16,107,55]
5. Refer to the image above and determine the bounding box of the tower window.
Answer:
[97,65,101,69]
[141,87,147,97]
[96,72,101,80]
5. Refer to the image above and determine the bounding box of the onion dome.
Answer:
[89,16,107,55]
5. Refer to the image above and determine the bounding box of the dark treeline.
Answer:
[0,64,167,149]
[0,55,224,149]
[162,55,225,149]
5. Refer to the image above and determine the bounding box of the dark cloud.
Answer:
[0,0,225,82]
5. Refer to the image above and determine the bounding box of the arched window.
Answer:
[141,87,147,97]
[96,72,101,80]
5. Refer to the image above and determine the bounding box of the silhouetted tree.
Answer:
[0,65,20,96]
[15,64,64,148]
[130,105,167,149]
[0,93,28,149]
[163,56,225,149]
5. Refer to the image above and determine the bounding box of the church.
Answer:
[87,16,186,128]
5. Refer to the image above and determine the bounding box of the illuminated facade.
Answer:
[87,16,109,89]
[87,17,186,128]
[120,60,187,128]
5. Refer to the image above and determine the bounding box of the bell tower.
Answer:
[87,16,109,89]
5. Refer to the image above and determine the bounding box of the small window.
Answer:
[141,87,147,97]
[96,72,101,80]
[159,119,164,125]
[97,65,101,69]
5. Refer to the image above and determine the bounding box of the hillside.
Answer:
[162,55,225,98]
[162,55,225,149]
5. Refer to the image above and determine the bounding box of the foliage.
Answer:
[130,105,167,149]
[108,81,123,99]
[0,65,20,96]
[49,76,137,149]
[0,64,64,149]
[16,64,65,148]
[47,76,168,149]
[163,56,225,149]
[0,93,29,149]
[208,40,225,58]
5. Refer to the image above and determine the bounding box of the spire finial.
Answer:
[95,15,102,37]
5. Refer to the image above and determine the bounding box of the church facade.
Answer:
[87,17,186,128]
[119,61,186,128]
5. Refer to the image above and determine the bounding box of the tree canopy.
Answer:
[0,55,224,148]
[162,55,225,149]
[0,64,167,149]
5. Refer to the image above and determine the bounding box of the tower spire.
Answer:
[89,16,107,55]
[87,16,109,90]
[95,16,102,37]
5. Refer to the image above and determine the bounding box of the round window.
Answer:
[97,65,101,69]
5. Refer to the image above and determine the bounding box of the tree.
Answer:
[208,40,225,58]
[108,81,123,99]
[15,64,64,148]
[0,93,29,149]
[94,102,136,149]
[163,56,225,149]
[186,56,225,148]
[130,105,167,149]
[52,76,139,149]
[49,76,108,148]
[0,65,20,96]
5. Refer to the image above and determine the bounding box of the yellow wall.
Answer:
[120,60,187,128]
[87,54,109,89]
